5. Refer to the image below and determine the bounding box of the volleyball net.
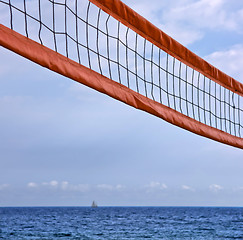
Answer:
[0,0,242,149]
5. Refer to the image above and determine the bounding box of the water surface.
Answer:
[0,207,243,239]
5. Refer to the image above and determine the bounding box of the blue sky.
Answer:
[0,0,243,206]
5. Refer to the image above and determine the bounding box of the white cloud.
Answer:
[124,0,243,46]
[124,0,204,45]
[50,180,58,187]
[115,184,126,190]
[32,181,126,192]
[42,180,58,187]
[41,181,90,192]
[145,181,168,191]
[205,44,243,81]
[96,184,126,191]
[161,23,203,46]
[61,181,69,190]
[122,0,165,26]
[209,184,223,192]
[27,182,38,188]
[181,185,195,191]
[165,0,236,30]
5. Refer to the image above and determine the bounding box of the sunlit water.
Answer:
[0,207,243,239]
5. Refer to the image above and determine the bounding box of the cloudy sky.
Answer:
[0,0,243,207]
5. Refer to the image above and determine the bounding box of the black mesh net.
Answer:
[0,0,242,138]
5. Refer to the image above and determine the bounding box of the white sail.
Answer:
[91,201,98,208]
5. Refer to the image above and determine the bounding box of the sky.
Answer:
[0,0,243,207]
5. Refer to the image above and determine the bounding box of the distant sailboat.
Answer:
[91,201,98,208]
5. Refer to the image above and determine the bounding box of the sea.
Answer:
[0,207,243,239]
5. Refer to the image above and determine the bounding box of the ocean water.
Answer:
[0,207,243,239]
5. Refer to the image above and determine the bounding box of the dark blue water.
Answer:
[0,207,243,239]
